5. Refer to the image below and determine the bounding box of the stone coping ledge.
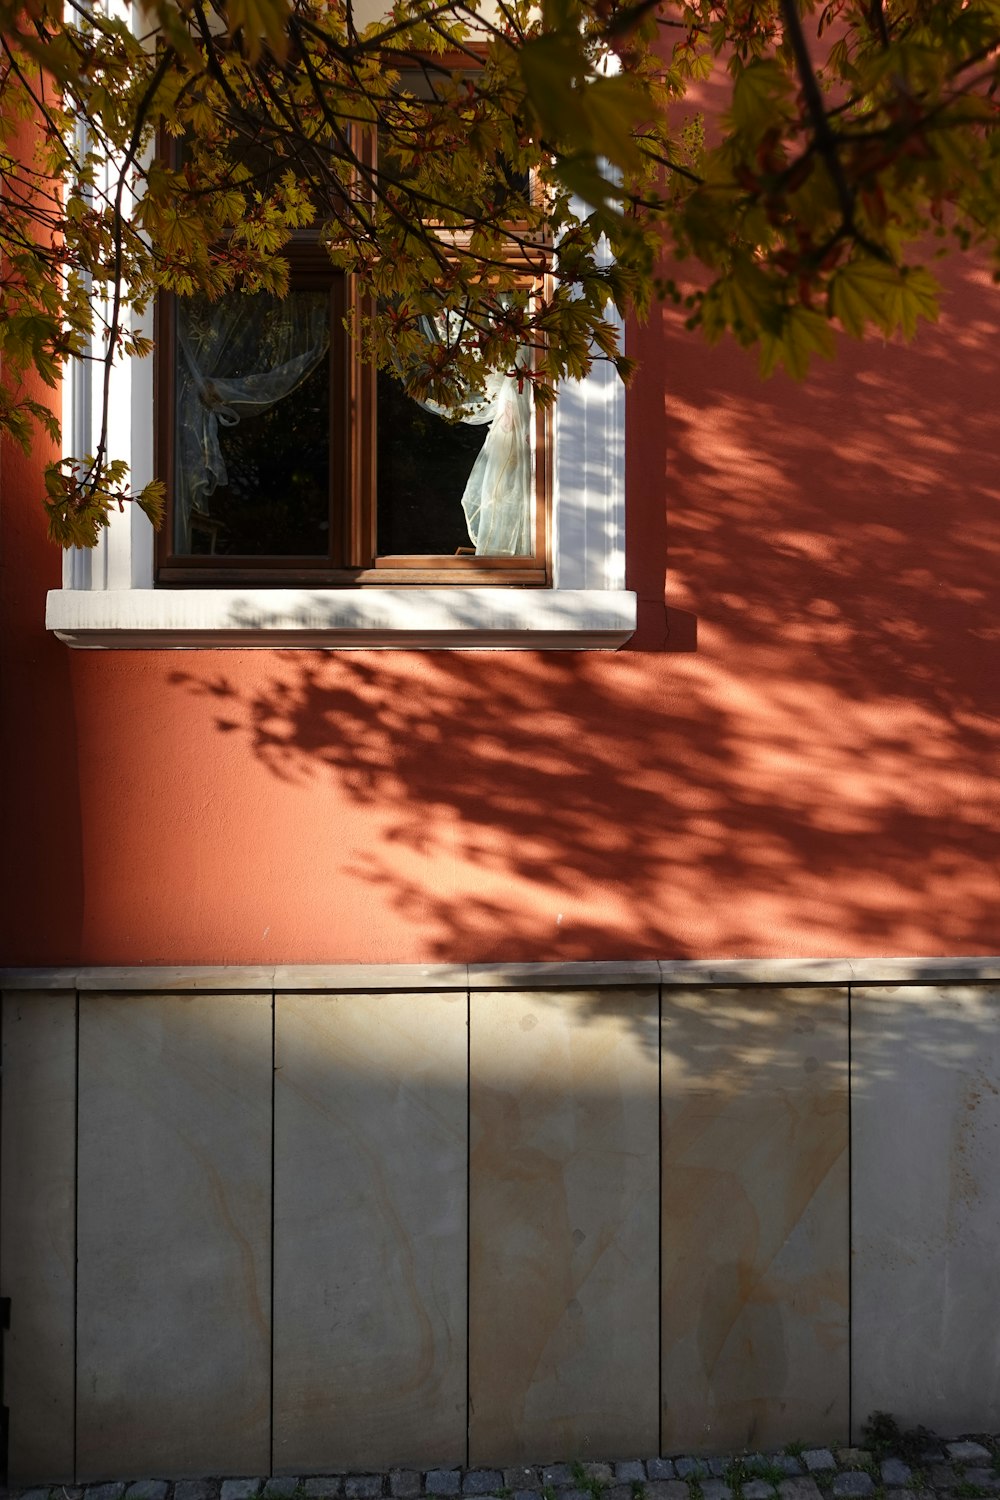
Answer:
[1,957,998,992]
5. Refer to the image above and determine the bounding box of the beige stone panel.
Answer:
[852,984,1000,1438]
[469,988,660,1465]
[273,991,468,1472]
[1,991,77,1484]
[76,993,271,1480]
[661,987,849,1454]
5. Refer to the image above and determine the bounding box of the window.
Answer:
[47,106,633,647]
[47,293,632,646]
[155,259,549,587]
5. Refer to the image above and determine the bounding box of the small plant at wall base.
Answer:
[723,1459,790,1493]
[863,1412,938,1466]
[572,1462,608,1500]
[4,0,1000,544]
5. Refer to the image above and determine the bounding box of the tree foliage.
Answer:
[1,0,999,544]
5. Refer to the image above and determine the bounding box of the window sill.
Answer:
[46,587,637,649]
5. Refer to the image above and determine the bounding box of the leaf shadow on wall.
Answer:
[168,258,999,964]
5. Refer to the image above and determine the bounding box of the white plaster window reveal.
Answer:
[47,199,634,650]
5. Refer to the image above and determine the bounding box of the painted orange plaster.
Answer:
[1,258,997,965]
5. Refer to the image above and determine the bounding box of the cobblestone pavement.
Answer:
[8,1434,1000,1500]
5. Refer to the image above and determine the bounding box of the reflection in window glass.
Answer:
[376,372,488,556]
[174,289,332,557]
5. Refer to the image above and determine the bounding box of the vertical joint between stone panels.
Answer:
[0,1297,9,1487]
[0,992,7,1489]
[465,983,472,1470]
[657,980,663,1459]
[269,989,276,1478]
[846,981,854,1444]
[73,989,80,1484]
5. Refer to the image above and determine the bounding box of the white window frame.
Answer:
[46,195,634,650]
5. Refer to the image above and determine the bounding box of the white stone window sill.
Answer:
[46,586,637,649]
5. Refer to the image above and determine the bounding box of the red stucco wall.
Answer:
[2,258,997,966]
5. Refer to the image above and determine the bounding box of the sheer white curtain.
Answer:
[175,291,330,551]
[416,311,533,557]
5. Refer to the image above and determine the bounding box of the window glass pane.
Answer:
[376,371,490,556]
[173,288,333,558]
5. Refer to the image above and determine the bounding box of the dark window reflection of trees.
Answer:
[189,360,331,557]
[376,371,485,556]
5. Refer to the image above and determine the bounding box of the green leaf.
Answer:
[554,155,624,212]
[138,479,166,530]
[728,60,795,140]
[759,307,836,381]
[518,32,587,145]
[223,0,291,61]
[579,76,647,173]
[895,267,941,340]
[830,258,940,339]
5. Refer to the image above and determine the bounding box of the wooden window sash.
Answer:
[155,260,348,582]
[155,112,553,587]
